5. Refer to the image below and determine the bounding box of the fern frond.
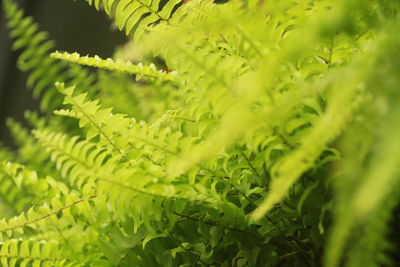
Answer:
[53,109,82,120]
[83,0,184,38]
[56,82,183,163]
[0,146,17,217]
[3,0,95,111]
[51,51,176,82]
[0,173,27,217]
[324,22,400,267]
[96,71,181,120]
[33,129,116,188]
[0,163,100,263]
[0,239,70,267]
[252,79,364,219]
[5,119,56,176]
[0,161,82,211]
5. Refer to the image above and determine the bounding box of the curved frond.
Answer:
[51,51,176,82]
[3,0,96,111]
[83,0,184,38]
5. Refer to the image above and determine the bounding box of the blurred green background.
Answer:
[0,0,125,146]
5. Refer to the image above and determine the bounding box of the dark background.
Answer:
[0,0,125,146]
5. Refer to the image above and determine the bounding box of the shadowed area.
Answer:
[0,0,126,146]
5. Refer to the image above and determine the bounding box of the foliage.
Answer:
[0,0,399,266]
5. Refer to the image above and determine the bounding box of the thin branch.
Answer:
[168,233,215,266]
[240,151,262,179]
[172,211,262,240]
[0,195,97,233]
[0,253,67,263]
[71,98,128,161]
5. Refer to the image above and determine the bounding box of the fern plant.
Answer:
[0,0,399,266]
